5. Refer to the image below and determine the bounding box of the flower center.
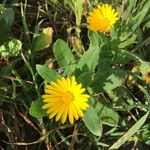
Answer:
[62,91,74,104]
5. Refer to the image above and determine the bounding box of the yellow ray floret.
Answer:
[87,4,119,32]
[42,76,90,124]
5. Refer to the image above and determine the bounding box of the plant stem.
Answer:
[21,52,40,97]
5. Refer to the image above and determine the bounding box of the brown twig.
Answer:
[128,111,138,122]
[40,122,53,150]
[17,110,40,133]
[0,110,15,149]
[68,124,78,150]
[53,135,72,149]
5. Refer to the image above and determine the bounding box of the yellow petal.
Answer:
[61,106,68,124]
[42,75,90,124]
[42,103,52,109]
[55,104,65,121]
[68,105,74,124]
[71,103,79,120]
[47,102,62,113]
[49,110,58,119]
[87,3,119,32]
[74,102,83,117]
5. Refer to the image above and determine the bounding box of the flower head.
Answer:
[145,71,150,84]
[87,4,119,32]
[42,76,90,124]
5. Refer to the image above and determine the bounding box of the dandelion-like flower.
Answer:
[145,72,150,84]
[87,4,119,32]
[42,76,90,124]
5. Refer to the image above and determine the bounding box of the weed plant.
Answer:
[0,0,150,149]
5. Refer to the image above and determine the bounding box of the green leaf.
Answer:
[131,1,150,31]
[91,70,127,92]
[74,0,83,26]
[0,8,14,27]
[77,46,100,72]
[83,105,102,136]
[36,65,60,82]
[123,0,137,20]
[94,100,120,126]
[0,39,22,57]
[118,34,137,48]
[29,98,47,119]
[111,50,134,64]
[0,8,14,44]
[88,31,103,50]
[63,63,77,76]
[31,32,52,52]
[53,39,76,74]
[77,32,104,72]
[64,0,82,26]
[139,61,150,75]
[109,111,149,150]
[53,39,76,67]
[78,72,92,87]
[97,59,111,72]
[103,70,127,91]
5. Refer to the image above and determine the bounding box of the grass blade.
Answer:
[109,111,149,149]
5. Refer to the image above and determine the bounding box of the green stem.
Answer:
[21,2,31,46]
[21,52,40,97]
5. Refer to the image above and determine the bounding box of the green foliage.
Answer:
[77,32,104,72]
[83,104,102,136]
[29,98,47,118]
[109,112,149,149]
[36,64,60,82]
[94,100,120,126]
[0,7,14,45]
[139,61,150,75]
[53,39,76,75]
[0,39,22,57]
[91,70,127,92]
[31,33,51,52]
[64,0,83,36]
[1,0,150,149]
[64,0,82,26]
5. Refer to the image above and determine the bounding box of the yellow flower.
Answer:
[42,76,90,124]
[87,4,119,32]
[145,72,150,84]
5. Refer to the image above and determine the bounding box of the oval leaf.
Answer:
[36,64,60,82]
[53,39,76,68]
[31,28,53,52]
[83,105,102,136]
[94,101,120,126]
[29,98,47,119]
